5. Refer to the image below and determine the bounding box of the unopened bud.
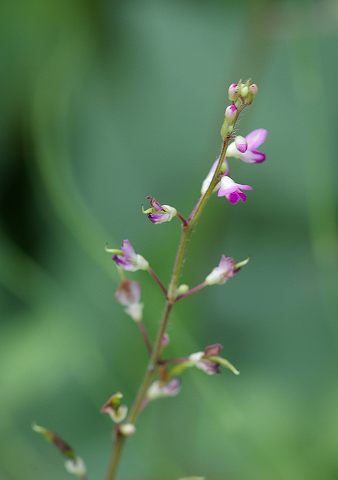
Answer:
[119,423,136,437]
[228,83,239,101]
[225,104,237,122]
[239,84,249,97]
[176,284,189,295]
[249,83,258,95]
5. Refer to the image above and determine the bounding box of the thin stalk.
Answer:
[147,267,167,297]
[136,320,153,355]
[175,282,207,302]
[106,130,235,480]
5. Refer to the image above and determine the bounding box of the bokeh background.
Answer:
[1,0,338,479]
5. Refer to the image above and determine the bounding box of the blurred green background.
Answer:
[1,0,338,479]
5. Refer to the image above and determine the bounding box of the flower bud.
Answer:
[176,284,189,295]
[234,135,248,153]
[239,83,249,97]
[249,83,258,95]
[119,423,136,437]
[161,333,170,347]
[228,83,239,101]
[225,104,237,122]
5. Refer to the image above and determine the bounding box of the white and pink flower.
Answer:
[226,128,268,164]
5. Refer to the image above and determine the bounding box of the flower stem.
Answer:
[105,133,234,480]
[147,267,167,297]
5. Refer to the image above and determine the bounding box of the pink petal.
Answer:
[237,183,253,191]
[227,192,240,204]
[122,240,135,257]
[245,129,268,150]
[239,150,265,164]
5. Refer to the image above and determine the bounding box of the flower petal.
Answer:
[245,128,268,149]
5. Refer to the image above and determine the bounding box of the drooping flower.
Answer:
[111,240,149,272]
[115,279,143,322]
[147,378,181,401]
[101,392,128,423]
[226,128,268,164]
[217,175,252,204]
[142,196,177,224]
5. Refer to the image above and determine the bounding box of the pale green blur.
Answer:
[1,1,338,479]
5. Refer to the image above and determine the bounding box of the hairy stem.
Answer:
[106,132,234,479]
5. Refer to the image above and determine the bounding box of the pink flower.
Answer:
[217,176,252,204]
[226,128,268,164]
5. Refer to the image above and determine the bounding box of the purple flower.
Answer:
[205,255,236,286]
[226,128,268,164]
[111,240,149,272]
[217,176,253,204]
[143,196,177,224]
[115,279,143,322]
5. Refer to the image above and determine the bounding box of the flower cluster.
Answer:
[201,80,268,205]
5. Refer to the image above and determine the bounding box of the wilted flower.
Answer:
[32,423,87,477]
[65,457,87,477]
[189,344,223,375]
[217,176,252,204]
[205,255,236,285]
[205,255,249,286]
[226,128,268,164]
[147,378,181,401]
[111,240,149,272]
[101,392,128,423]
[143,196,177,224]
[189,344,240,376]
[115,279,143,322]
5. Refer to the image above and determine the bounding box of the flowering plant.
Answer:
[33,79,268,479]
